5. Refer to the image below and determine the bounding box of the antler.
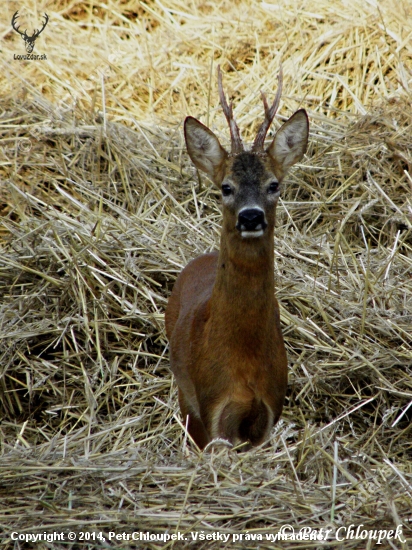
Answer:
[33,13,49,38]
[252,64,283,153]
[11,11,49,39]
[11,11,25,36]
[217,66,244,156]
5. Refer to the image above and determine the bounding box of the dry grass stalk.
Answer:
[0,0,411,547]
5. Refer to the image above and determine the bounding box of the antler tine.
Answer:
[11,11,24,36]
[33,13,49,38]
[217,65,244,155]
[252,63,283,152]
[40,13,49,31]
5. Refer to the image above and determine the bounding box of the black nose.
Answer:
[237,208,267,232]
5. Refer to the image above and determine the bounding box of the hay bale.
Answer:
[1,0,411,547]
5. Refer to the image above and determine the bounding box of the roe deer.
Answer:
[165,66,309,450]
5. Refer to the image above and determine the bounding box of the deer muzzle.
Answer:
[236,208,267,238]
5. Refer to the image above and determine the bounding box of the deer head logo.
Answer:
[12,11,49,53]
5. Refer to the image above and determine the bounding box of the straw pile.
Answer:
[1,0,411,547]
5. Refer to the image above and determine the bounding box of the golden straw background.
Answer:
[1,0,412,547]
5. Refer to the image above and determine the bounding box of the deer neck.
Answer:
[211,229,276,331]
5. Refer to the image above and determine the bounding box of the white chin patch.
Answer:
[241,229,264,239]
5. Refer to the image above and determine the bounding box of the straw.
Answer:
[1,0,411,547]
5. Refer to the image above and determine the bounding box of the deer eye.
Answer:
[221,184,232,196]
[267,181,279,194]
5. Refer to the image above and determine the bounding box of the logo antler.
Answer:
[12,11,49,54]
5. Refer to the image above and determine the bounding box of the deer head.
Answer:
[12,11,49,54]
[184,66,309,244]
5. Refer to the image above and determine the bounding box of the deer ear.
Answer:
[267,109,309,179]
[184,117,228,184]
